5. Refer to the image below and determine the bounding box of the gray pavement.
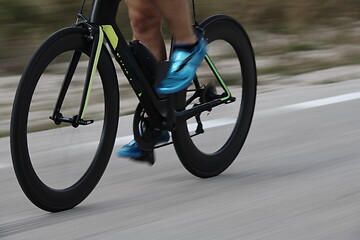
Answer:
[1,78,360,239]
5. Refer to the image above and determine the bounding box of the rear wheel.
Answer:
[10,27,119,212]
[173,15,257,178]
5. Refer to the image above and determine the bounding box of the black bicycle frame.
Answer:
[90,0,169,129]
[60,0,234,131]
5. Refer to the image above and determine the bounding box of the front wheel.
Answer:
[10,27,119,212]
[173,15,257,178]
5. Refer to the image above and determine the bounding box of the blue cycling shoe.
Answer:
[156,37,207,94]
[117,131,170,160]
[117,139,145,159]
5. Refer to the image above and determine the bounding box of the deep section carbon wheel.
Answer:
[10,27,119,212]
[173,15,257,178]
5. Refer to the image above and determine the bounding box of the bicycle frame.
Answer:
[90,0,168,129]
[56,0,235,131]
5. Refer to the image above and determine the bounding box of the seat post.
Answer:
[90,0,121,25]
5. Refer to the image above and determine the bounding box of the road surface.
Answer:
[1,79,360,239]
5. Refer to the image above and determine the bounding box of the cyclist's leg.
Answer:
[124,0,166,61]
[118,0,169,162]
[149,0,196,44]
[149,0,207,94]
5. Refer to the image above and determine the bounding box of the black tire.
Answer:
[173,15,257,178]
[10,27,119,212]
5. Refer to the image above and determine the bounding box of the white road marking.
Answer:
[187,118,236,132]
[256,92,360,118]
[282,92,360,110]
[0,163,11,169]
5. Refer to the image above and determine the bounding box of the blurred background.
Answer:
[1,1,360,239]
[1,0,360,137]
[1,0,360,74]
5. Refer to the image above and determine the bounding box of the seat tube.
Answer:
[90,0,121,25]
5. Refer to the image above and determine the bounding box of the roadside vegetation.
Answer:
[1,0,360,75]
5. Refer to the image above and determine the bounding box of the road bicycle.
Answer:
[10,0,257,212]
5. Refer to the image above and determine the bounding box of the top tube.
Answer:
[90,0,121,25]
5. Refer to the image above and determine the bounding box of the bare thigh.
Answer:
[124,0,162,34]
[124,0,166,60]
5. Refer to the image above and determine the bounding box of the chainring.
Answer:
[133,103,162,151]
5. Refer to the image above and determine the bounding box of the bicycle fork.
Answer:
[50,26,104,128]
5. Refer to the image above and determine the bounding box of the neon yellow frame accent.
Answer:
[102,25,118,49]
[81,26,104,119]
[204,54,231,101]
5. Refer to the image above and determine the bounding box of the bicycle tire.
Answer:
[172,15,257,178]
[10,27,119,212]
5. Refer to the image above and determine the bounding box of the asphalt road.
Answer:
[1,79,360,239]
